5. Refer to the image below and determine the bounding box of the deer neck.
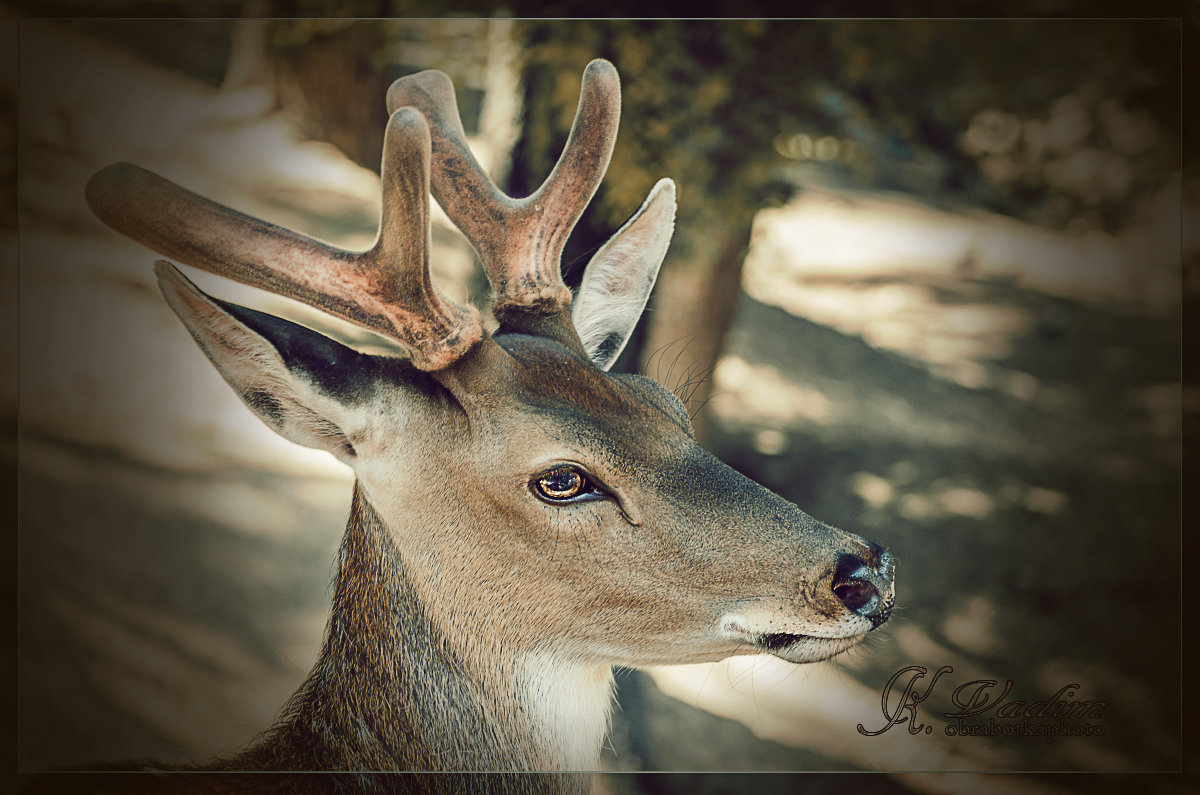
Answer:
[253,484,613,779]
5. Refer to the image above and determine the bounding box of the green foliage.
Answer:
[514,20,1180,240]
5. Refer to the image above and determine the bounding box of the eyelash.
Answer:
[530,465,609,505]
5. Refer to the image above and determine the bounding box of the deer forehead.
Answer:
[344,340,684,489]
[501,335,686,422]
[479,342,691,462]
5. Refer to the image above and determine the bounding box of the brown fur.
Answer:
[73,60,896,794]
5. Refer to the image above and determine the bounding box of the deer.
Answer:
[77,59,895,793]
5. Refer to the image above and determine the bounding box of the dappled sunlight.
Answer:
[644,658,1050,781]
[750,428,789,456]
[962,93,1156,209]
[899,484,995,521]
[19,233,356,478]
[747,193,978,278]
[21,22,378,241]
[742,269,1037,385]
[941,597,997,656]
[848,468,1068,523]
[711,355,836,428]
[851,472,895,508]
[741,236,1056,400]
[866,302,1032,364]
[894,625,959,666]
[17,23,483,478]
[885,625,1135,773]
[15,21,493,769]
[709,345,1034,459]
[994,367,1041,401]
[741,180,1183,413]
[20,19,485,303]
[19,431,350,520]
[999,483,1068,516]
[16,19,1182,782]
[1129,382,1183,442]
[33,577,323,765]
[19,426,343,768]
[888,622,1021,703]
[746,176,1180,310]
[167,478,347,542]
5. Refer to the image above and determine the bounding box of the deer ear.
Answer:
[571,178,675,371]
[154,260,372,463]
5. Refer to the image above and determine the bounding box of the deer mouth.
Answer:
[754,630,868,663]
[759,631,816,651]
[722,616,869,664]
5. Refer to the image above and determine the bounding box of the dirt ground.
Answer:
[10,20,1190,795]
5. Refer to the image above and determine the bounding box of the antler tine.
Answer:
[387,59,621,316]
[366,109,483,368]
[85,107,482,371]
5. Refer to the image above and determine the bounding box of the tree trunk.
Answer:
[218,20,390,175]
[221,17,272,93]
[271,22,391,174]
[639,203,757,444]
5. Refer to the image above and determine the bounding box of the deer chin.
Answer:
[721,615,870,664]
[754,631,868,664]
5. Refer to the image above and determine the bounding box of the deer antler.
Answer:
[386,59,620,318]
[85,107,482,372]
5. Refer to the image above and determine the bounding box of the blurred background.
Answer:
[5,8,1192,795]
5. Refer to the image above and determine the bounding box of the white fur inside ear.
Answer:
[572,178,676,371]
[155,261,358,463]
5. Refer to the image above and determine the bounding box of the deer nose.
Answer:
[832,544,894,629]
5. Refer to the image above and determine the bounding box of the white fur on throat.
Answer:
[519,653,615,771]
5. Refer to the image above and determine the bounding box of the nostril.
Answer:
[834,553,871,586]
[833,578,877,612]
[833,552,888,618]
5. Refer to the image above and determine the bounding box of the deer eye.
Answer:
[532,466,604,504]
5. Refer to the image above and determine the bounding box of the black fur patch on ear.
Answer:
[211,297,384,403]
[243,387,287,427]
[594,332,623,364]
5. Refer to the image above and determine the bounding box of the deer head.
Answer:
[84,59,894,773]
